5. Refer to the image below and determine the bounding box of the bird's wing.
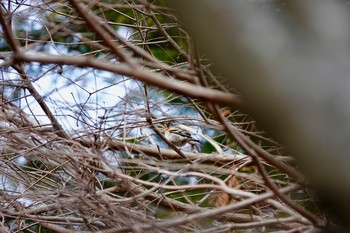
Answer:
[168,127,192,138]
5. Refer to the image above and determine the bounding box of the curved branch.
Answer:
[14,52,243,108]
[0,6,69,139]
[79,138,247,164]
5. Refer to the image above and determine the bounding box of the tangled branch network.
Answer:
[0,1,324,232]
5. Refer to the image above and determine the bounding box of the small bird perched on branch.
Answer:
[164,121,201,147]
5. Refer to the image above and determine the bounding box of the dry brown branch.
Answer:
[13,52,243,107]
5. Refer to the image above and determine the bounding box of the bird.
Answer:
[164,121,201,147]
